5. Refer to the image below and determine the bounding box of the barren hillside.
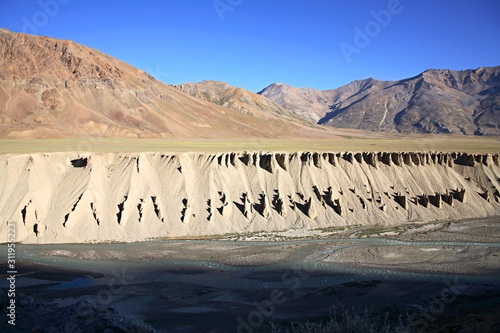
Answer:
[173,80,311,125]
[0,29,321,139]
[259,67,500,135]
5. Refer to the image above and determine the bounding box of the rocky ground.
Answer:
[1,217,499,332]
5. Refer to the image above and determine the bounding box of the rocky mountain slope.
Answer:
[259,66,500,135]
[173,80,311,125]
[0,29,319,139]
[2,150,499,243]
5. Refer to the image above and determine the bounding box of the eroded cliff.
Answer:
[1,151,499,243]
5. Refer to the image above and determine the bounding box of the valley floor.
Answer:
[1,135,500,154]
[1,217,499,332]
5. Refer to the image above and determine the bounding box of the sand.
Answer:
[1,151,499,244]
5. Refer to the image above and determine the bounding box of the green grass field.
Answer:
[0,135,499,154]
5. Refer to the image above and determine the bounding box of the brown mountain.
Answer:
[0,29,320,139]
[172,80,312,126]
[259,66,500,135]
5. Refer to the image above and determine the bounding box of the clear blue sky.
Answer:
[1,0,499,92]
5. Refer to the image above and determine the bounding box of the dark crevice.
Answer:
[259,154,273,173]
[207,199,212,221]
[295,198,316,218]
[327,153,336,166]
[418,195,429,208]
[429,193,442,208]
[287,195,296,211]
[234,193,252,218]
[393,194,407,210]
[21,200,31,225]
[137,199,144,223]
[64,193,84,227]
[116,195,128,225]
[333,199,342,215]
[252,193,267,217]
[238,154,250,166]
[90,203,100,225]
[71,194,84,212]
[272,191,285,216]
[322,187,335,209]
[71,157,88,168]
[63,213,70,227]
[359,197,366,209]
[301,198,316,219]
[442,193,453,206]
[275,154,287,171]
[451,189,466,202]
[312,186,322,202]
[180,198,188,223]
[342,153,353,163]
[151,196,164,222]
[312,153,321,168]
[217,192,227,216]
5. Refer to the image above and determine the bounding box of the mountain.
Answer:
[0,29,320,139]
[3,29,496,138]
[172,80,312,125]
[259,67,500,135]
[257,82,338,123]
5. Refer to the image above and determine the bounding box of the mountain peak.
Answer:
[269,82,293,89]
[270,82,290,87]
[257,82,292,95]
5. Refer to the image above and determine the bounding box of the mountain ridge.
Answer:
[259,66,500,135]
[0,29,323,139]
[172,80,313,126]
[1,28,498,138]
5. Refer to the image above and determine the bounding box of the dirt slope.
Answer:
[2,151,498,243]
[0,28,321,139]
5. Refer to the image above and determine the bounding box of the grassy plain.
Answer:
[0,134,499,154]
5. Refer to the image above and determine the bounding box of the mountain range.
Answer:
[0,28,498,138]
[0,28,320,139]
[258,67,500,136]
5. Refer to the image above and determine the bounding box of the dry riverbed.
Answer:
[1,217,499,332]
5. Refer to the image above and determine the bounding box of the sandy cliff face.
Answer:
[1,151,499,244]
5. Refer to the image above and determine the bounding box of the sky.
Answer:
[0,0,499,92]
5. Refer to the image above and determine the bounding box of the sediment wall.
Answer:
[1,151,499,244]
